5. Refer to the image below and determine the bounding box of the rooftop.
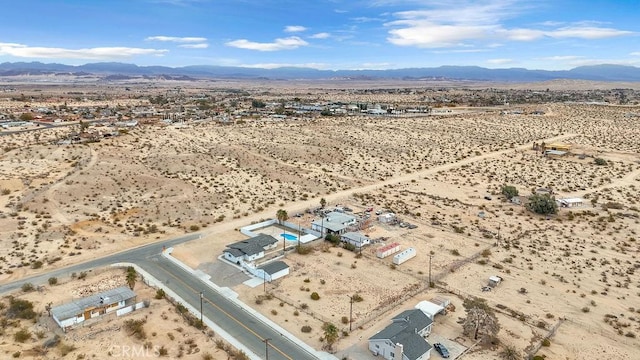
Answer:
[51,286,136,321]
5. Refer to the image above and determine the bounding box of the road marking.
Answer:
[153,261,297,360]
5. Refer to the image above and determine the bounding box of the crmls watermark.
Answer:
[109,345,162,358]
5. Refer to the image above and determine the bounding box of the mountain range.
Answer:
[1,62,640,82]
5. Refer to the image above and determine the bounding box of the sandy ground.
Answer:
[0,87,638,359]
[0,268,233,359]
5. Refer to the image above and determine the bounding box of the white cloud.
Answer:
[631,52,640,56]
[146,36,207,43]
[310,32,331,39]
[384,1,632,48]
[539,55,584,61]
[548,26,632,39]
[487,58,513,65]
[0,43,167,60]
[284,25,307,33]
[179,43,209,49]
[225,37,308,51]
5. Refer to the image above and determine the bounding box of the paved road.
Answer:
[0,233,318,360]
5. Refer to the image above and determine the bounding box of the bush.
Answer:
[124,319,147,340]
[296,245,313,255]
[310,292,320,300]
[58,342,77,356]
[594,158,607,166]
[526,194,558,215]
[341,316,349,324]
[351,293,364,302]
[501,185,519,200]
[301,325,312,333]
[48,277,58,286]
[451,249,460,256]
[325,234,341,245]
[21,283,34,292]
[7,297,36,319]
[541,338,551,347]
[14,328,31,343]
[155,289,166,299]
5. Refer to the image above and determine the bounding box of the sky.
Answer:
[0,0,639,70]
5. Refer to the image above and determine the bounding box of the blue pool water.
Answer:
[280,233,297,241]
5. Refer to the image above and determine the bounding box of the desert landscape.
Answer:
[0,80,638,359]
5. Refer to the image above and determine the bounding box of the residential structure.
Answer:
[51,287,136,331]
[376,242,401,259]
[258,260,290,281]
[340,231,370,248]
[393,247,417,265]
[311,211,356,236]
[369,309,433,360]
[223,234,278,264]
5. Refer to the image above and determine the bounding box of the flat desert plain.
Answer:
[0,89,639,360]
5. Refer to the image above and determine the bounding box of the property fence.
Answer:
[525,318,565,359]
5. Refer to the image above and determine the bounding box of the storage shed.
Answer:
[376,242,401,258]
[393,247,416,265]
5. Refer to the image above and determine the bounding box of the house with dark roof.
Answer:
[369,309,433,360]
[223,234,279,264]
[257,260,290,281]
[51,286,136,331]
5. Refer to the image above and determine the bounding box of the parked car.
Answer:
[434,343,450,358]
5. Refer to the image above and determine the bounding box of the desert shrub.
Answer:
[12,351,20,358]
[1,188,10,195]
[48,277,58,285]
[501,185,519,200]
[14,328,32,343]
[310,292,320,300]
[202,353,213,360]
[300,303,308,309]
[343,243,356,252]
[303,278,310,283]
[271,309,278,315]
[625,332,636,338]
[581,307,590,313]
[301,325,312,333]
[481,249,492,257]
[7,297,36,319]
[77,271,87,280]
[124,319,147,340]
[293,310,299,316]
[158,346,168,356]
[31,260,43,269]
[189,225,200,232]
[21,283,34,292]
[296,245,313,255]
[341,316,349,324]
[541,338,551,347]
[451,249,460,256]
[351,294,364,302]
[594,158,607,166]
[58,342,77,356]
[325,234,340,245]
[155,289,166,299]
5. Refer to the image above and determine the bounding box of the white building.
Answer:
[311,211,357,236]
[376,242,401,259]
[51,287,136,331]
[393,247,417,265]
[341,232,370,248]
[223,234,279,265]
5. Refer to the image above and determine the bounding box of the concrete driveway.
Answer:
[427,333,467,359]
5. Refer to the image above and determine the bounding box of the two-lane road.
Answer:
[0,233,320,360]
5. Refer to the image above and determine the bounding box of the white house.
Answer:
[415,300,444,320]
[557,197,584,208]
[258,261,290,281]
[378,213,396,224]
[341,232,370,248]
[311,211,356,236]
[369,309,433,360]
[51,287,136,331]
[223,234,279,265]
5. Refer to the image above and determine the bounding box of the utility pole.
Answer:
[263,272,267,293]
[347,295,354,332]
[428,254,433,287]
[263,338,271,360]
[199,291,204,325]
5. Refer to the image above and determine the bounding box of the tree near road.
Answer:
[319,198,327,208]
[322,322,339,350]
[125,266,137,290]
[462,297,500,344]
[276,209,288,225]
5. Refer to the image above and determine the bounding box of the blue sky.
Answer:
[1,0,639,70]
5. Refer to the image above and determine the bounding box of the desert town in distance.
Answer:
[0,77,639,360]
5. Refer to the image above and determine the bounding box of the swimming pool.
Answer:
[280,233,297,241]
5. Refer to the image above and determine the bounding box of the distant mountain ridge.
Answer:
[1,62,640,82]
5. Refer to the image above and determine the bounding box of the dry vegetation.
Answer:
[0,82,638,359]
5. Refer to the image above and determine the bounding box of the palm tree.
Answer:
[322,322,339,350]
[276,209,288,225]
[125,266,137,290]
